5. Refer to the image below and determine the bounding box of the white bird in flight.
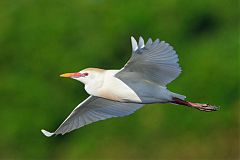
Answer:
[41,36,218,137]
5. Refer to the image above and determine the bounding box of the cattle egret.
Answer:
[41,36,219,137]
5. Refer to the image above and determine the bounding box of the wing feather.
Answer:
[41,96,143,136]
[116,37,181,86]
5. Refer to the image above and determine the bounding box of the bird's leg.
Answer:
[172,97,219,112]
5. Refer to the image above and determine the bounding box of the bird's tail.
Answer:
[171,92,186,100]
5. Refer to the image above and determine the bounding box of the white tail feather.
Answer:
[171,92,186,100]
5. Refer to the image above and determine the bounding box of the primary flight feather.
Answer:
[41,36,218,137]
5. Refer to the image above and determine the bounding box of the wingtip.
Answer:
[131,36,138,51]
[41,129,54,137]
[138,36,145,48]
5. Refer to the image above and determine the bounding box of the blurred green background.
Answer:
[0,0,239,159]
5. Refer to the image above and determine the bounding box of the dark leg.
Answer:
[172,97,219,112]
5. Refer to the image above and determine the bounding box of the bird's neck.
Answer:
[84,69,120,97]
[84,72,105,96]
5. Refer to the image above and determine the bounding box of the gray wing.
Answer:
[41,96,143,137]
[115,36,182,86]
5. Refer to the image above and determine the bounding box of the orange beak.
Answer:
[60,72,82,78]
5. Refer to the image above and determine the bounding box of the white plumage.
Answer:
[41,36,218,137]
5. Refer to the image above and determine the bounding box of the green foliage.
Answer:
[0,0,239,159]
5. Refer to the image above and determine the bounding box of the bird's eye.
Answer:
[83,73,89,76]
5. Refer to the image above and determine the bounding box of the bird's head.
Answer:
[60,68,104,84]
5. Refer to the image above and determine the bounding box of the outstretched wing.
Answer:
[115,36,182,86]
[41,96,143,137]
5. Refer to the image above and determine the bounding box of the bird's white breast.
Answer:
[96,70,142,103]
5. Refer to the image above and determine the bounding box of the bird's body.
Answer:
[85,69,180,104]
[41,36,218,137]
[84,69,141,103]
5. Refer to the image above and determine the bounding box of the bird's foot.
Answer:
[172,98,219,112]
[189,102,220,112]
